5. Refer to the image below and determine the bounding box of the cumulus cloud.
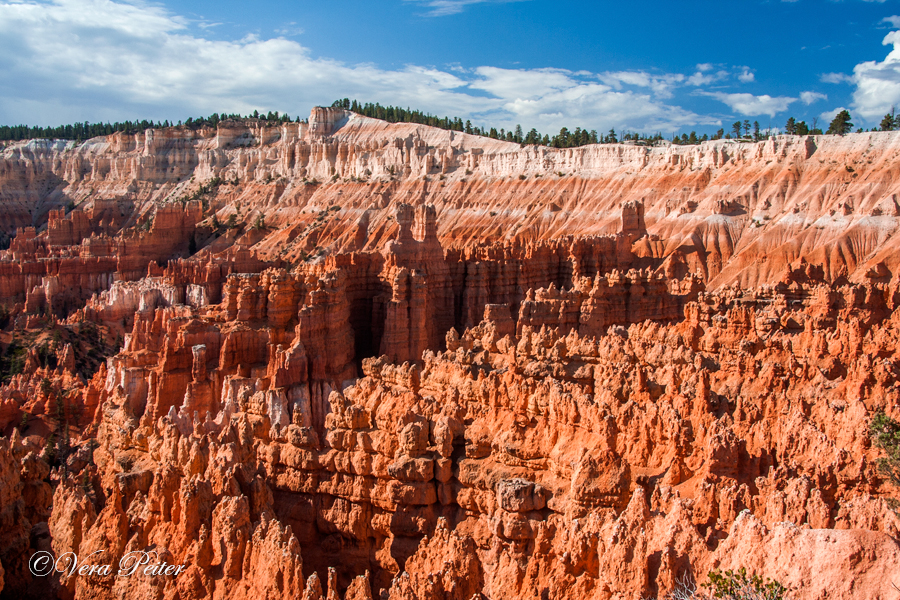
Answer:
[850,30,900,120]
[701,92,796,116]
[800,91,827,104]
[0,0,733,133]
[881,15,900,28]
[737,67,755,83]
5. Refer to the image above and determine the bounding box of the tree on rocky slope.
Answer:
[870,411,900,488]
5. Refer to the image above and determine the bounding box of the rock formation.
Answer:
[0,110,898,599]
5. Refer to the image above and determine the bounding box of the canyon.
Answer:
[0,107,898,599]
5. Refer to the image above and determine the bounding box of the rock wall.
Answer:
[3,110,900,288]
[0,111,898,600]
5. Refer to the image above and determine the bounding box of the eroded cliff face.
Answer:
[0,111,898,600]
[2,107,900,289]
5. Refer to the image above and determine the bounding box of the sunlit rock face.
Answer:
[0,111,898,600]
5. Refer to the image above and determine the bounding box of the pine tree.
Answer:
[881,107,896,131]
[732,121,743,139]
[785,117,797,135]
[827,110,853,135]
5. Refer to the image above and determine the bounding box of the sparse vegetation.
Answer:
[0,111,301,142]
[649,569,786,600]
[0,335,26,382]
[870,411,900,488]
[704,568,786,600]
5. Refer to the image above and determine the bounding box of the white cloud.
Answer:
[471,67,713,131]
[800,91,827,104]
[0,0,731,134]
[686,69,728,86]
[470,67,582,99]
[701,92,796,116]
[738,67,755,83]
[882,15,900,28]
[821,72,853,84]
[403,0,530,16]
[850,30,900,120]
[597,70,685,99]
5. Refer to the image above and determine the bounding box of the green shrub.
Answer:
[704,568,786,600]
[653,569,787,600]
[870,411,900,486]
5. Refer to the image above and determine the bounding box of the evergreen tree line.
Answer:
[0,100,881,146]
[0,110,300,142]
[333,98,621,148]
[335,99,872,149]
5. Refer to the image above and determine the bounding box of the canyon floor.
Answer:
[0,108,898,599]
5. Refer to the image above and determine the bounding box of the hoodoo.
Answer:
[0,109,898,599]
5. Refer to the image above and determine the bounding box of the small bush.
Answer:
[650,569,787,600]
[704,568,786,600]
[870,411,900,486]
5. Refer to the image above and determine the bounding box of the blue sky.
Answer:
[2,0,900,135]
